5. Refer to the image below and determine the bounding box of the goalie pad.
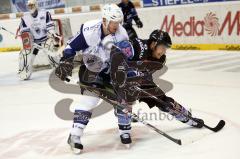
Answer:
[21,31,32,50]
[18,31,61,80]
[18,32,34,80]
[18,49,35,80]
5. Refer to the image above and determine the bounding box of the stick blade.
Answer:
[176,139,182,145]
[212,120,225,132]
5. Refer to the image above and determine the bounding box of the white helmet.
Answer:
[102,4,123,26]
[27,0,37,5]
[27,0,38,14]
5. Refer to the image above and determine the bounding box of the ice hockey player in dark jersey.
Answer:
[116,30,204,130]
[130,29,169,63]
[118,0,143,41]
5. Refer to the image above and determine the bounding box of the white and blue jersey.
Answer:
[20,10,54,44]
[63,19,129,72]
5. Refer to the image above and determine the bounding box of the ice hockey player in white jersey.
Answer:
[18,0,61,80]
[55,4,131,154]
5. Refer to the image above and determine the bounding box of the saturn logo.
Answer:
[204,12,220,36]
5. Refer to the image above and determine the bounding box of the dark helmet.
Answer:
[148,30,172,48]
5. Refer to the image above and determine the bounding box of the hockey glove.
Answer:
[136,20,143,28]
[48,30,61,47]
[55,58,74,81]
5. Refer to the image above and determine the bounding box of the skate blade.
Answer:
[71,147,81,154]
[124,144,131,149]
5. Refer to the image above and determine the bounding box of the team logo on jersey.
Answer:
[137,38,147,59]
[84,23,101,32]
[35,27,41,34]
[116,41,134,59]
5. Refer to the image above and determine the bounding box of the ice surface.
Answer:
[0,50,240,159]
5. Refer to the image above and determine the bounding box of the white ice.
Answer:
[0,50,240,159]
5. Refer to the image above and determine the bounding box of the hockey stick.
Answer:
[1,25,63,60]
[134,86,225,133]
[0,25,15,36]
[33,43,61,57]
[65,77,182,145]
[96,92,182,146]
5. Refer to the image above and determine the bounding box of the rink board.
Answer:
[0,1,240,51]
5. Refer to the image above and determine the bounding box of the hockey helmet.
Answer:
[27,0,38,14]
[102,4,123,26]
[149,30,172,48]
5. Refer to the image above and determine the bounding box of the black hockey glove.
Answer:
[55,57,74,81]
[136,19,143,28]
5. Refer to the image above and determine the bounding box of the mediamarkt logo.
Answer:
[160,11,240,37]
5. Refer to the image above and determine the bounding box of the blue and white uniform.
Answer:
[68,19,129,138]
[20,9,54,44]
[63,19,128,72]
[18,9,58,80]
